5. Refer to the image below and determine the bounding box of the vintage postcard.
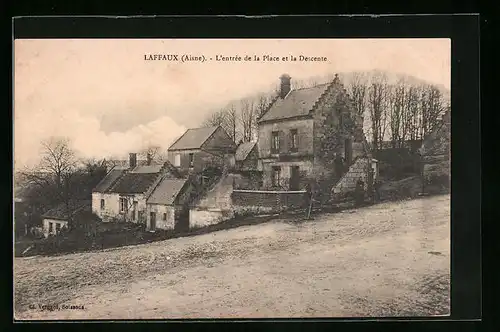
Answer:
[14,38,451,320]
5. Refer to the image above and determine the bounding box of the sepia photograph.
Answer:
[13,38,451,320]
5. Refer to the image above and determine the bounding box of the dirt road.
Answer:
[14,195,450,320]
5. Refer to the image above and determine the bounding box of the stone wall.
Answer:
[188,173,240,228]
[261,159,313,189]
[146,204,175,230]
[189,208,233,228]
[258,118,314,159]
[332,157,373,195]
[231,190,307,215]
[312,78,367,180]
[168,149,225,173]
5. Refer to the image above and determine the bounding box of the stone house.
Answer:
[91,153,182,224]
[145,178,192,232]
[167,126,237,174]
[235,141,259,171]
[233,141,263,190]
[257,73,366,191]
[41,200,91,238]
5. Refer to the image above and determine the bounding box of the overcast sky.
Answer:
[14,38,450,168]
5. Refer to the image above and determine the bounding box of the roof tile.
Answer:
[168,126,219,151]
[147,178,188,205]
[258,84,331,122]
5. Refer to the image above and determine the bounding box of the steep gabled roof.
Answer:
[235,141,257,161]
[147,178,188,205]
[93,167,127,193]
[95,161,181,195]
[108,173,159,194]
[258,83,331,123]
[168,126,219,151]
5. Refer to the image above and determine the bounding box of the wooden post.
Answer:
[307,197,313,219]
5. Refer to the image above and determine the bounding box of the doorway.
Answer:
[289,166,300,190]
[174,205,190,232]
[150,212,156,231]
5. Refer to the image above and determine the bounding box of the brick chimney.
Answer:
[146,153,152,166]
[279,74,291,99]
[129,153,137,169]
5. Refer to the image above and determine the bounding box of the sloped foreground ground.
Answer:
[14,195,450,320]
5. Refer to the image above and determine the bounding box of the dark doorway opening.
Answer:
[174,205,190,232]
[150,212,156,231]
[289,166,300,190]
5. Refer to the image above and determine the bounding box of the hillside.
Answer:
[15,195,450,319]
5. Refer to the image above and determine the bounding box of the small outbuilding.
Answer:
[145,178,191,232]
[41,200,91,237]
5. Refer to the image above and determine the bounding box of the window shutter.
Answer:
[279,130,285,153]
[294,129,299,150]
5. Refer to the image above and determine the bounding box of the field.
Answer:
[14,195,450,320]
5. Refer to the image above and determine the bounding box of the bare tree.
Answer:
[202,110,226,128]
[367,73,390,151]
[20,137,79,227]
[138,145,168,163]
[202,104,239,143]
[255,93,270,119]
[225,103,238,143]
[420,84,446,139]
[240,98,255,142]
[348,72,368,119]
[38,137,78,193]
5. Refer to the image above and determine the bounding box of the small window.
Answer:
[272,166,281,187]
[163,213,167,221]
[119,197,128,213]
[48,222,53,233]
[174,154,181,167]
[189,153,194,168]
[100,199,105,210]
[290,129,298,151]
[271,131,280,153]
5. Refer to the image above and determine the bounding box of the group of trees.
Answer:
[346,72,450,151]
[202,93,275,144]
[17,137,107,232]
[201,71,449,152]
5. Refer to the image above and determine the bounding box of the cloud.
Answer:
[14,109,186,168]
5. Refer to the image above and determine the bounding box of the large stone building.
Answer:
[167,126,236,174]
[257,74,366,190]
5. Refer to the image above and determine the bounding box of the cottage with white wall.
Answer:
[92,153,182,224]
[41,201,91,237]
[145,178,192,232]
